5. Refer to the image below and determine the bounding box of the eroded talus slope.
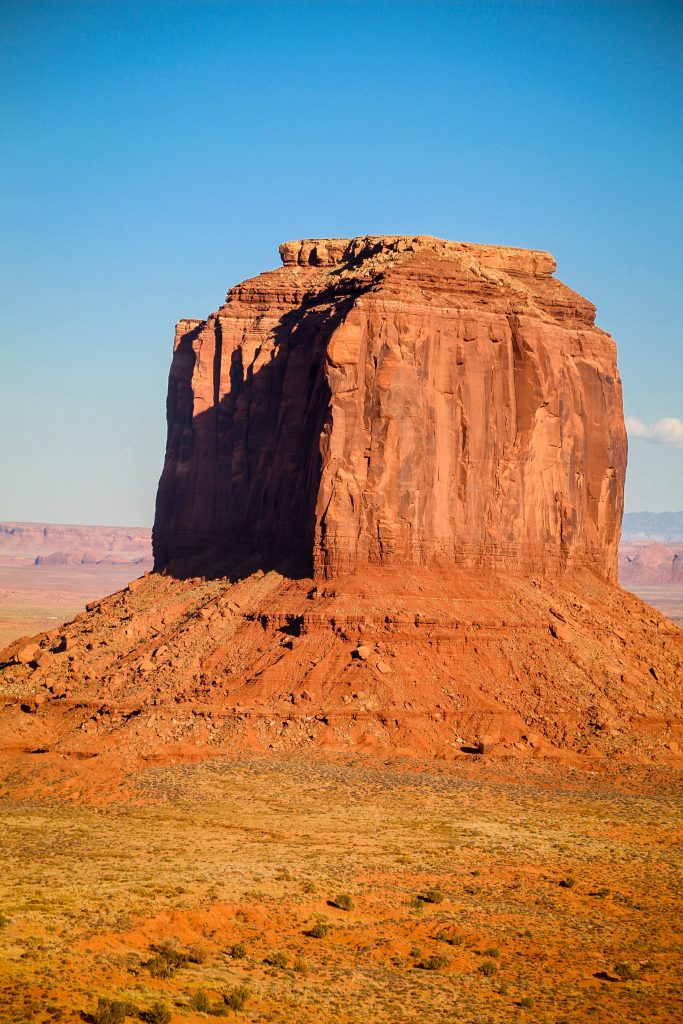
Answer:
[154,236,625,579]
[1,564,681,769]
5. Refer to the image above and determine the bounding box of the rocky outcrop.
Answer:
[154,235,626,580]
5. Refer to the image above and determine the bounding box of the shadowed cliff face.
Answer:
[153,235,626,580]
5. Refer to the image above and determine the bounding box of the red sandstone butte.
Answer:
[2,235,681,776]
[154,235,626,580]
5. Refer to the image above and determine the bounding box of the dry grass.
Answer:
[0,756,681,1022]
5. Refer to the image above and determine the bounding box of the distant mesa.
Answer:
[0,522,152,568]
[619,513,683,587]
[619,541,683,587]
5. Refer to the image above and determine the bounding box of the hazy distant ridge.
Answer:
[622,512,683,541]
[0,522,152,567]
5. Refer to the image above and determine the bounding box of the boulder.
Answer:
[16,643,40,665]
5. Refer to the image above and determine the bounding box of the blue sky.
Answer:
[1,0,681,525]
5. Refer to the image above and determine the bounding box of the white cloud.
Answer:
[626,416,683,447]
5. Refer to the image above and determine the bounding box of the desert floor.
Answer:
[626,587,683,628]
[0,565,145,647]
[0,755,680,1023]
